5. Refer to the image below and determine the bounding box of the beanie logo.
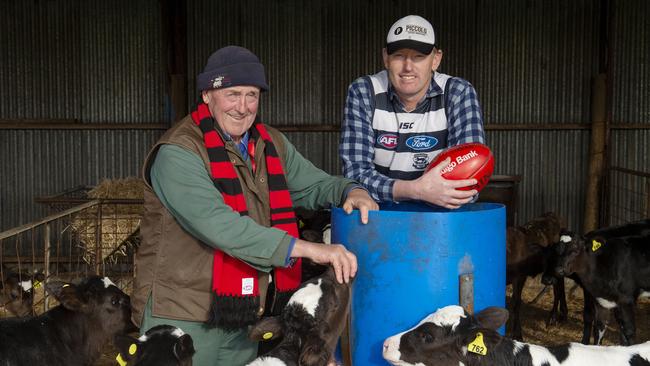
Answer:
[394,26,403,35]
[406,24,427,36]
[212,76,224,89]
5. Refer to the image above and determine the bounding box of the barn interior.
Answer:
[1,0,649,364]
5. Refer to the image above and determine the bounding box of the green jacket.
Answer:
[132,114,355,326]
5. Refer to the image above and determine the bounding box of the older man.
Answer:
[132,45,377,365]
[340,15,486,209]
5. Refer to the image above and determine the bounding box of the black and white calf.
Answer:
[383,305,650,366]
[544,229,650,345]
[0,276,133,366]
[246,267,351,366]
[114,325,195,366]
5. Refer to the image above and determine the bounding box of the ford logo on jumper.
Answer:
[406,135,438,151]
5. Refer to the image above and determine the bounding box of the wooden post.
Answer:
[583,74,608,233]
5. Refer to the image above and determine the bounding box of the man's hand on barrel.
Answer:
[342,188,378,224]
[291,239,357,284]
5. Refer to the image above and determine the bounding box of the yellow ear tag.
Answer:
[467,332,488,356]
[116,353,127,366]
[33,280,42,289]
[128,344,137,355]
[298,220,305,229]
[62,284,70,288]
[262,332,274,340]
[592,239,603,252]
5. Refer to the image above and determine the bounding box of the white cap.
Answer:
[386,15,436,55]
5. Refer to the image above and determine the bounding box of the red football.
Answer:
[426,142,495,192]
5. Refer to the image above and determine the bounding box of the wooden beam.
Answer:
[1,121,649,131]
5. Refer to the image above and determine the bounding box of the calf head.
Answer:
[0,272,46,317]
[521,212,566,247]
[542,230,583,284]
[114,325,195,366]
[382,305,509,366]
[248,267,351,366]
[46,276,133,335]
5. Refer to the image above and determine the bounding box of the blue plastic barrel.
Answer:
[332,202,505,366]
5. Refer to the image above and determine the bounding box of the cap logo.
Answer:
[212,76,224,89]
[406,24,427,36]
[394,26,403,35]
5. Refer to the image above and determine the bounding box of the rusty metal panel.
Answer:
[0,130,164,231]
[187,0,600,126]
[283,132,342,175]
[0,0,167,124]
[1,0,641,242]
[610,130,650,172]
[486,130,591,231]
[611,0,650,124]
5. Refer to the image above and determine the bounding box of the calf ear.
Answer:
[173,334,196,360]
[114,335,142,364]
[248,316,283,341]
[474,307,509,330]
[33,272,46,282]
[45,281,86,312]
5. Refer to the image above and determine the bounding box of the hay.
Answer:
[71,178,144,265]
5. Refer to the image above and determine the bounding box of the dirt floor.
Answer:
[506,275,650,346]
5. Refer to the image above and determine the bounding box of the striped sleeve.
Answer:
[339,77,394,202]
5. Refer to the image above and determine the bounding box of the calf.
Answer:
[544,230,650,345]
[383,305,650,366]
[246,267,351,366]
[0,275,133,365]
[114,325,195,366]
[542,219,650,344]
[0,271,46,317]
[506,212,568,340]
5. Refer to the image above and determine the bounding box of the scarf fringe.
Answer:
[206,293,260,330]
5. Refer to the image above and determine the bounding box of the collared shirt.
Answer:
[222,131,250,161]
[339,72,485,202]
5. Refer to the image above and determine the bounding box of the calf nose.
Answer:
[383,339,389,351]
[554,266,566,277]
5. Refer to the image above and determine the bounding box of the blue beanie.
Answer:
[197,46,269,92]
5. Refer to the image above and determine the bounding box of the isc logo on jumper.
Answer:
[405,135,438,151]
[377,134,398,149]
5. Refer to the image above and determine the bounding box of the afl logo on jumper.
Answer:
[377,133,398,149]
[406,135,438,151]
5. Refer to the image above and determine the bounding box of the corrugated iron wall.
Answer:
[609,0,650,169]
[185,0,601,231]
[0,0,168,231]
[1,0,648,234]
[606,0,650,226]
[0,0,168,122]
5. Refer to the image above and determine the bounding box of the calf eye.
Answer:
[111,297,119,306]
[420,333,434,343]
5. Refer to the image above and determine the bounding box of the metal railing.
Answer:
[604,166,650,226]
[0,199,141,316]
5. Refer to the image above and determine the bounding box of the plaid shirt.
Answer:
[339,73,485,202]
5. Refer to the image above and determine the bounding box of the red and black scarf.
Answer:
[191,102,302,330]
